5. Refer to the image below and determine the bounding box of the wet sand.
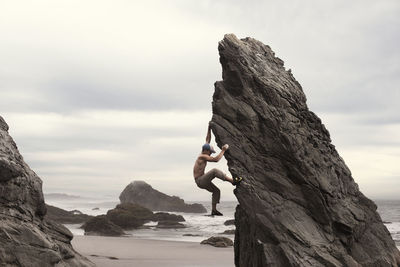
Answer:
[72,235,234,267]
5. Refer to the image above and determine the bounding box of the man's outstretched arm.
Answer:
[206,124,212,144]
[200,144,229,162]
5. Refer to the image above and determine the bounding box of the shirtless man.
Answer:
[193,124,242,216]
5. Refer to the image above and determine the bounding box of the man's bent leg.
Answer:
[198,168,227,186]
[209,168,234,184]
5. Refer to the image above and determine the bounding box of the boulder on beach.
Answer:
[119,180,206,213]
[45,204,93,224]
[106,203,154,229]
[0,115,94,266]
[82,215,125,236]
[210,34,400,266]
[201,236,233,247]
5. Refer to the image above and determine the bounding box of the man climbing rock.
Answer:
[193,123,242,216]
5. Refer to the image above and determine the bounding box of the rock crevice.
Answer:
[211,34,400,267]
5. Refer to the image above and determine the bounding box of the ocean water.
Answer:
[376,200,400,247]
[45,195,400,246]
[45,194,237,242]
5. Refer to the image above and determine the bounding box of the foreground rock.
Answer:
[201,236,233,247]
[0,116,94,266]
[82,215,125,236]
[45,204,93,224]
[211,34,400,266]
[120,180,206,213]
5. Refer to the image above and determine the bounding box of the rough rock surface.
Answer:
[201,236,234,247]
[120,180,206,213]
[210,34,400,266]
[45,204,93,224]
[0,116,94,266]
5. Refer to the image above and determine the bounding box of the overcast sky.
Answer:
[0,0,399,201]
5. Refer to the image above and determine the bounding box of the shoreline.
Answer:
[72,235,235,267]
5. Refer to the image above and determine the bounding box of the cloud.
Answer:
[0,0,224,113]
[1,0,398,116]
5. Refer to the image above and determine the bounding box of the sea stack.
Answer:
[0,116,94,266]
[210,34,400,266]
[120,180,207,213]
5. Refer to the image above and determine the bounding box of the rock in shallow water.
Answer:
[82,215,125,236]
[81,202,154,235]
[211,34,400,266]
[152,212,185,222]
[156,220,186,229]
[220,229,235,235]
[183,233,202,237]
[0,116,94,266]
[106,203,154,229]
[82,203,187,235]
[224,219,235,226]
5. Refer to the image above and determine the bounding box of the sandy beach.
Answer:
[72,235,235,267]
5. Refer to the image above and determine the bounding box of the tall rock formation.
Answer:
[120,180,207,213]
[0,116,94,266]
[210,34,400,267]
